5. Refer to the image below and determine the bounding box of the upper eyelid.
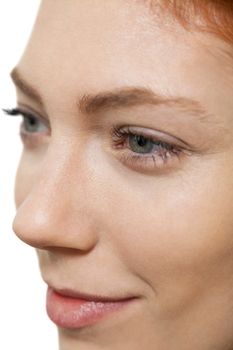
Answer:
[8,106,197,153]
[14,107,184,147]
[114,125,191,150]
[16,104,50,126]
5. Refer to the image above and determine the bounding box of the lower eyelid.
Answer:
[111,143,185,172]
[115,152,178,173]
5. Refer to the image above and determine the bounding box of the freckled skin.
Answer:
[12,0,233,349]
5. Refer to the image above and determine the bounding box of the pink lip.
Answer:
[46,287,136,329]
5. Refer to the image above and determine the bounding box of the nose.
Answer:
[13,140,99,252]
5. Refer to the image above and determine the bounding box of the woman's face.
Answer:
[12,0,233,349]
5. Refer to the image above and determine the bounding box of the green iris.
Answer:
[129,135,155,154]
[23,116,40,133]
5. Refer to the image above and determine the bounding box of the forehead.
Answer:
[17,0,232,126]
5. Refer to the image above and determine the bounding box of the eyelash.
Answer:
[111,125,185,171]
[3,107,188,172]
[3,108,49,139]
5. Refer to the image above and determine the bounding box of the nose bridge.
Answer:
[13,139,99,250]
[32,137,90,212]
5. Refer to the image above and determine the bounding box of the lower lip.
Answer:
[46,287,134,329]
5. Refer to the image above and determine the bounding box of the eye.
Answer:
[21,113,46,133]
[111,125,192,173]
[3,107,48,132]
[3,107,50,147]
[128,134,171,154]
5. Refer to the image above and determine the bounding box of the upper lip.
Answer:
[50,286,137,303]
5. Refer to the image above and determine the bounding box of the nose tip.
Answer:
[13,179,99,252]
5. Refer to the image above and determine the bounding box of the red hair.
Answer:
[149,0,233,44]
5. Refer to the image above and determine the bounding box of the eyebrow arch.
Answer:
[10,67,209,120]
[11,68,44,107]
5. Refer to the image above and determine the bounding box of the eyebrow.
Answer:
[10,67,210,120]
[11,68,44,106]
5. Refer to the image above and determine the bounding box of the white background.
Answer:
[0,1,57,349]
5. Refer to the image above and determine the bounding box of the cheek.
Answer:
[103,158,233,314]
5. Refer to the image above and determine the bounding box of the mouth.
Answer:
[46,286,138,329]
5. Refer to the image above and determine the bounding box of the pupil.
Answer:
[136,135,147,147]
[129,134,154,154]
[29,117,36,125]
[24,116,38,132]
